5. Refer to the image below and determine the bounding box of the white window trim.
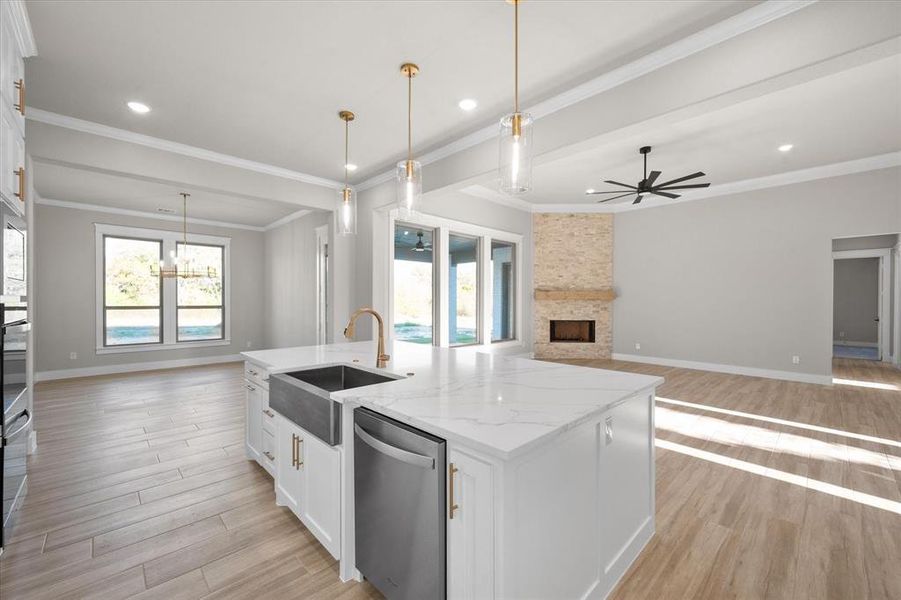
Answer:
[385,209,523,351]
[94,223,231,354]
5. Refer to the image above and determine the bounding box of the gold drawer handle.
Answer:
[449,463,459,519]
[263,451,275,461]
[296,436,304,470]
[13,79,25,115]
[13,167,25,200]
[291,433,298,468]
[262,409,274,418]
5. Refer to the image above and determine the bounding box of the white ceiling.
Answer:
[33,160,299,227]
[506,53,901,207]
[24,0,754,183]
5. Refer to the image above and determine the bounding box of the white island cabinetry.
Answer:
[274,413,342,559]
[243,362,275,476]
[243,342,662,600]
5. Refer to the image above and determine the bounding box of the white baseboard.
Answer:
[612,353,832,385]
[833,340,878,348]
[36,354,243,382]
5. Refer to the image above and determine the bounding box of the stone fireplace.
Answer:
[533,213,614,359]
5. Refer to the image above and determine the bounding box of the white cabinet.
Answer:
[447,448,495,600]
[0,3,27,215]
[244,380,262,461]
[274,413,342,560]
[244,362,274,476]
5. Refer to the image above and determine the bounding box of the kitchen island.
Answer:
[242,341,663,600]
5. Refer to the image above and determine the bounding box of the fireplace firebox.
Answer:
[549,320,596,343]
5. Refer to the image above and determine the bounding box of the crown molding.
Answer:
[26,108,344,190]
[357,0,817,192]
[530,152,901,214]
[4,0,38,57]
[264,208,314,231]
[35,197,267,232]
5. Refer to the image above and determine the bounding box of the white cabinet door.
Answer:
[447,448,495,600]
[299,432,341,559]
[0,105,21,206]
[244,381,262,461]
[276,415,303,512]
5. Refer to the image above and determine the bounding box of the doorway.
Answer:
[832,242,894,362]
[315,224,329,345]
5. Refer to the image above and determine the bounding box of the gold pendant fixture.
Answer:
[150,192,218,279]
[337,110,357,236]
[498,0,533,195]
[396,62,421,218]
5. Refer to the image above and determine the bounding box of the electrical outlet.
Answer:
[635,342,641,351]
[69,352,77,360]
[792,355,800,365]
[839,331,845,339]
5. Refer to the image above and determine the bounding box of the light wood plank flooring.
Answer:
[2,358,899,599]
[0,363,381,599]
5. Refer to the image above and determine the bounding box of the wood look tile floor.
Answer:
[2,358,899,599]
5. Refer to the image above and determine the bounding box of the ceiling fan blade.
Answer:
[632,194,644,205]
[654,183,711,191]
[650,190,680,199]
[603,180,638,189]
[645,171,661,187]
[596,192,637,203]
[655,172,705,187]
[586,190,636,194]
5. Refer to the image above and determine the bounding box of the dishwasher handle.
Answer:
[354,423,435,470]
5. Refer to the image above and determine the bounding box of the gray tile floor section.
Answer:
[833,344,879,360]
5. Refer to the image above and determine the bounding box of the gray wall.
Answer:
[612,167,901,378]
[833,258,879,344]
[351,182,534,347]
[34,203,265,374]
[263,210,330,348]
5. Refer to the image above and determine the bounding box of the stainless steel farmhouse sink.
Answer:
[269,365,402,446]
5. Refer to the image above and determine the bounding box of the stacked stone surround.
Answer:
[532,213,613,359]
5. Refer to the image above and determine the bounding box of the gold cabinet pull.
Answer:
[291,433,298,468]
[13,167,25,201]
[263,451,275,461]
[296,437,304,469]
[449,463,459,519]
[13,79,25,115]
[262,409,274,418]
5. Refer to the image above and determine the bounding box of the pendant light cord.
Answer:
[344,118,349,188]
[407,71,413,162]
[514,0,519,114]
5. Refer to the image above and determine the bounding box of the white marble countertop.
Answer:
[242,341,663,460]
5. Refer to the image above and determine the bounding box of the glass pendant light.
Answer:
[337,110,357,236]
[396,63,421,218]
[498,0,532,195]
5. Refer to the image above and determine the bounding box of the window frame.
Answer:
[175,240,226,343]
[490,239,517,343]
[392,221,439,346]
[447,231,481,347]
[386,210,522,350]
[102,234,164,348]
[95,223,231,354]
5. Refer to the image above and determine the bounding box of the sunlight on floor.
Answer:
[656,396,901,449]
[832,377,899,391]
[656,439,901,515]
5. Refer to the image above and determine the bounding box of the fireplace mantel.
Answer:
[534,288,617,302]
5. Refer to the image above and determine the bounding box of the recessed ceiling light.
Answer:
[778,144,793,152]
[458,98,478,111]
[127,101,151,114]
[585,188,595,194]
[345,163,358,171]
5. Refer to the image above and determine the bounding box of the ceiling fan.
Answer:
[413,231,432,252]
[586,146,710,205]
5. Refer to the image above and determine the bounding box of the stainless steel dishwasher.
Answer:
[354,407,446,600]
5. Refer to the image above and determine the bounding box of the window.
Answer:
[393,224,435,344]
[176,243,224,341]
[104,236,162,346]
[491,240,515,342]
[96,224,230,353]
[449,233,479,346]
[389,213,521,348]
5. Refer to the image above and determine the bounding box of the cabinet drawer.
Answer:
[244,362,269,389]
[261,428,276,475]
[262,405,276,435]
